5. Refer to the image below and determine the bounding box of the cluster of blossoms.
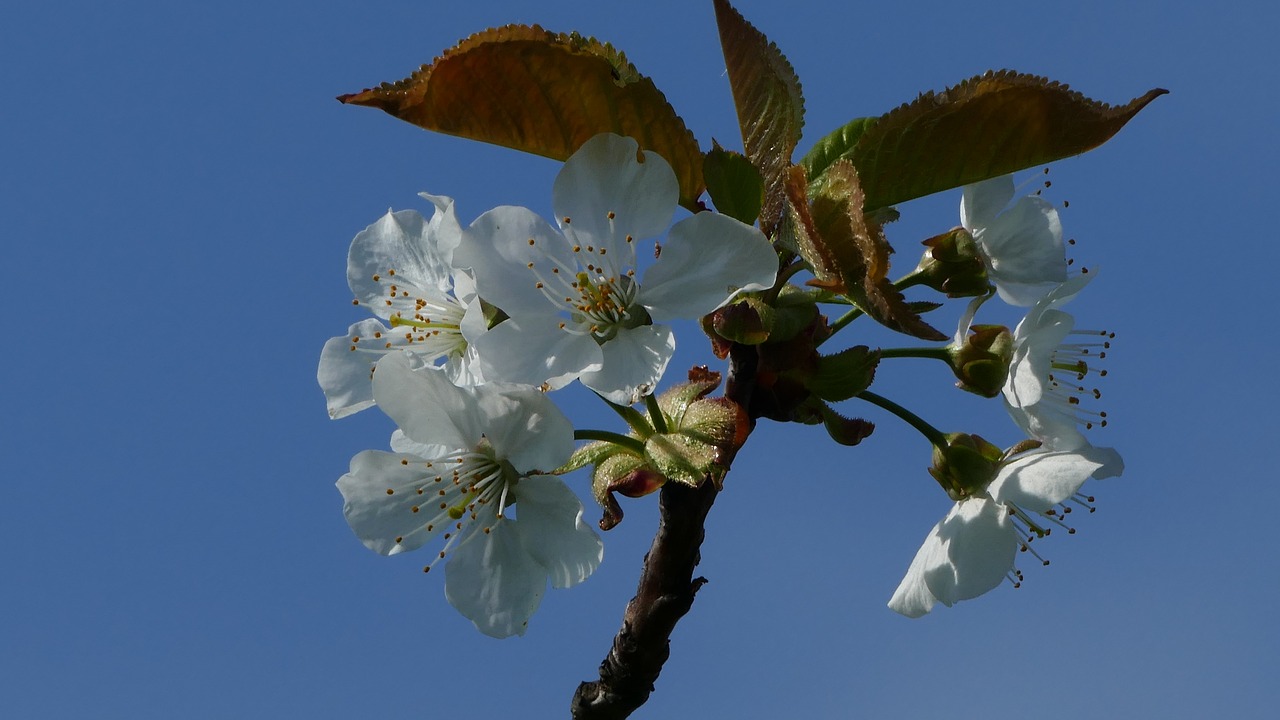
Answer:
[319,133,777,636]
[888,175,1123,617]
[319,135,1124,634]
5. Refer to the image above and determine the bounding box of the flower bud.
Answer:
[948,323,1014,397]
[928,432,1004,501]
[915,227,991,297]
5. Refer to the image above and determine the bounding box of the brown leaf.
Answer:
[713,0,804,235]
[849,71,1167,210]
[339,26,705,209]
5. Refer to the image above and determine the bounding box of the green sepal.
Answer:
[949,323,1013,398]
[929,432,1004,501]
[914,227,991,298]
[808,346,880,402]
[704,141,765,225]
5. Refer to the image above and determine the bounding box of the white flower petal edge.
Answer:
[961,175,1066,306]
[336,353,602,638]
[640,211,778,322]
[318,201,486,419]
[1002,274,1124,478]
[888,445,1110,618]
[452,133,776,404]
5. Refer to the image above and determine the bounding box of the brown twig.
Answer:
[570,345,758,719]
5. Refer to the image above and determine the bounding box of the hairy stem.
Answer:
[570,344,758,719]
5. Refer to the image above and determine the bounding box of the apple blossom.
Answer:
[318,197,487,419]
[336,353,602,638]
[452,133,778,405]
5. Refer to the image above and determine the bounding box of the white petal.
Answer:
[417,192,466,261]
[960,175,1014,231]
[1089,445,1125,480]
[372,353,482,451]
[982,198,1066,305]
[513,476,604,589]
[347,209,456,310]
[888,522,945,618]
[471,316,602,390]
[1006,401,1088,450]
[475,385,575,472]
[337,450,450,555]
[925,499,1016,606]
[444,519,546,638]
[452,205,570,320]
[579,324,675,405]
[553,133,677,251]
[1005,309,1074,408]
[640,212,778,322]
[318,318,389,419]
[989,448,1108,511]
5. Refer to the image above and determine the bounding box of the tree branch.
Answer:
[571,345,758,719]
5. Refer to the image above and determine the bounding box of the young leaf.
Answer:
[339,26,705,209]
[713,0,804,235]
[704,142,765,225]
[787,161,947,341]
[846,71,1167,210]
[809,346,880,402]
[799,116,877,182]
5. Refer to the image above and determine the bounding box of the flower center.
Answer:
[524,221,643,341]
[385,439,520,574]
[349,267,469,361]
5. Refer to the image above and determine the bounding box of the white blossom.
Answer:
[337,353,602,637]
[452,133,778,404]
[961,175,1067,306]
[318,197,487,419]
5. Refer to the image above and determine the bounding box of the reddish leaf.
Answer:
[713,0,804,235]
[789,161,946,341]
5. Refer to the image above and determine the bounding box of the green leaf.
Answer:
[339,25,705,210]
[713,0,805,235]
[818,404,875,447]
[845,71,1167,210]
[809,346,880,402]
[799,116,877,181]
[703,142,764,225]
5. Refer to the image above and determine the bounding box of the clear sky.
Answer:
[3,1,1276,718]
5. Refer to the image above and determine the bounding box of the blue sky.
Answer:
[2,1,1276,718]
